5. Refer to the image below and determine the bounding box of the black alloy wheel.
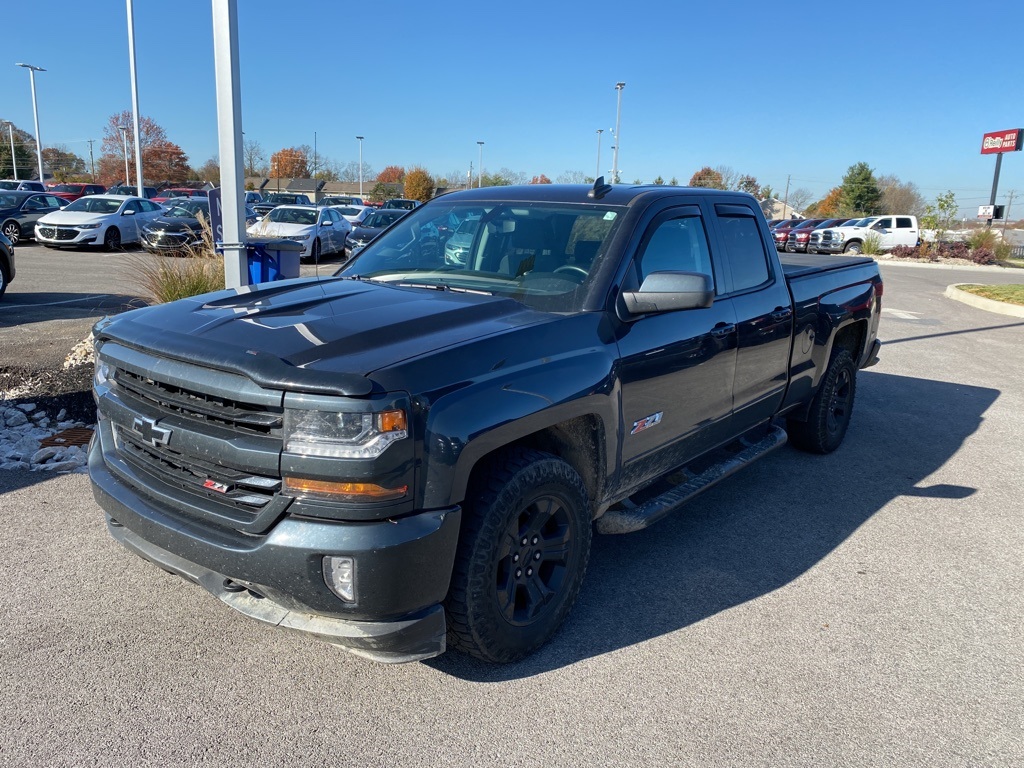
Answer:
[104,227,122,251]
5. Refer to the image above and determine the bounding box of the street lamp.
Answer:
[125,0,144,195]
[477,141,484,188]
[611,82,625,184]
[3,122,16,181]
[15,63,46,185]
[595,129,604,181]
[117,124,130,185]
[356,136,364,196]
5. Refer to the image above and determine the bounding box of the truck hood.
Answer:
[95,276,548,397]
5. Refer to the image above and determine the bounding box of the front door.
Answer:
[616,205,737,494]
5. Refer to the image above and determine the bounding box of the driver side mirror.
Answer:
[622,271,714,315]
[122,208,136,216]
[322,220,333,226]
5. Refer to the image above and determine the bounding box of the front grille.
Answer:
[144,231,192,246]
[116,425,279,519]
[113,366,283,436]
[38,226,77,240]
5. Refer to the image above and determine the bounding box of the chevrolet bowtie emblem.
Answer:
[133,416,171,448]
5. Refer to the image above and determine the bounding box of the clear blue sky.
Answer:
[2,0,1021,216]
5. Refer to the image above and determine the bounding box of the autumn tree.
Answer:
[269,146,309,178]
[811,187,844,216]
[377,165,405,184]
[97,110,190,186]
[736,175,761,197]
[41,145,86,181]
[689,166,726,189]
[838,162,882,216]
[529,174,552,184]
[403,166,435,202]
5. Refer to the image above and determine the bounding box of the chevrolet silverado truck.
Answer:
[816,215,919,254]
[89,181,883,664]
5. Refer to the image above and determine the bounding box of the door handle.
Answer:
[710,323,736,338]
[770,308,793,322]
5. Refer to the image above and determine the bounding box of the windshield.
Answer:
[338,199,623,313]
[0,181,20,190]
[267,194,297,204]
[362,211,405,228]
[268,207,316,225]
[165,200,209,218]
[0,193,21,208]
[454,219,481,236]
[65,197,122,214]
[52,184,81,193]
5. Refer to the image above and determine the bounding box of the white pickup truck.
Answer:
[812,215,920,255]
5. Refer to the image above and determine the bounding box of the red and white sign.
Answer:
[980,129,1022,155]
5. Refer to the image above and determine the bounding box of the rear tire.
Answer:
[787,349,857,454]
[445,448,592,662]
[104,227,121,251]
[0,263,8,299]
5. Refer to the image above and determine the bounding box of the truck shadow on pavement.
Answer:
[427,370,998,680]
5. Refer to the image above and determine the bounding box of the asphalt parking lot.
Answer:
[1,252,1022,766]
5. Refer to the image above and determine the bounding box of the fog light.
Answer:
[323,556,355,602]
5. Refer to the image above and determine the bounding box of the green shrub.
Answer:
[861,234,883,255]
[967,228,998,251]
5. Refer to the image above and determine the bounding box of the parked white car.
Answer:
[246,205,351,261]
[329,204,373,228]
[35,194,164,249]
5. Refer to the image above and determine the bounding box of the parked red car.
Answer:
[784,218,832,252]
[770,219,804,250]
[50,183,106,202]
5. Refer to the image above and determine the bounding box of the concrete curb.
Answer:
[944,284,1024,318]
[875,258,1018,272]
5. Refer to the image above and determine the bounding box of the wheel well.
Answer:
[832,321,865,363]
[465,414,606,515]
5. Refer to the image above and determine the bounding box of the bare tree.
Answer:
[243,138,265,177]
[877,174,926,215]
[787,187,813,212]
[714,165,739,190]
[557,170,589,184]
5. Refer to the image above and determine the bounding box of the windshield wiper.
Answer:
[393,280,492,296]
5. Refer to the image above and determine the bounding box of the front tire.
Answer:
[844,241,862,255]
[787,349,857,454]
[103,227,122,251]
[446,448,592,662]
[2,221,21,244]
[310,237,321,263]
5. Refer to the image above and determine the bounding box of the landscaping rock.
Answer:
[31,447,61,464]
[4,409,28,428]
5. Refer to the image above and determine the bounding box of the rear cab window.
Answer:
[712,203,774,294]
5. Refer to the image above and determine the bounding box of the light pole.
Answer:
[477,141,484,188]
[4,122,16,181]
[611,81,625,184]
[15,63,46,184]
[118,125,130,185]
[356,136,364,196]
[595,129,604,181]
[125,0,144,195]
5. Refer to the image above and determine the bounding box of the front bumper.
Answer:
[35,223,100,246]
[89,434,462,663]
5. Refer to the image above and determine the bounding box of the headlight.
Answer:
[78,223,102,230]
[94,358,112,388]
[284,408,408,459]
[289,234,310,241]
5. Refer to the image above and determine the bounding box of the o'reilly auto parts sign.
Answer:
[980,129,1022,154]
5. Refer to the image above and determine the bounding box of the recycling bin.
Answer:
[246,238,304,284]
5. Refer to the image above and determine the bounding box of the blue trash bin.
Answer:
[246,238,304,284]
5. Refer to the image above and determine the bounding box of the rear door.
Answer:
[616,203,738,490]
[708,203,793,432]
[894,216,918,247]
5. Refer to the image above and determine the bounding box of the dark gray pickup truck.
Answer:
[90,181,882,663]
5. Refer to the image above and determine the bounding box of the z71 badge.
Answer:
[630,412,663,435]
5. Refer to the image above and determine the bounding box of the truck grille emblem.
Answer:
[132,416,171,448]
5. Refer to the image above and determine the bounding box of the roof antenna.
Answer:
[588,175,613,200]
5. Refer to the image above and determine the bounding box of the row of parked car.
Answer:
[767,215,920,255]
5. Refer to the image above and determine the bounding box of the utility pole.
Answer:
[87,139,96,177]
[783,174,791,218]
[1002,189,1017,234]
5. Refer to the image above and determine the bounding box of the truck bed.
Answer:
[779,252,875,278]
